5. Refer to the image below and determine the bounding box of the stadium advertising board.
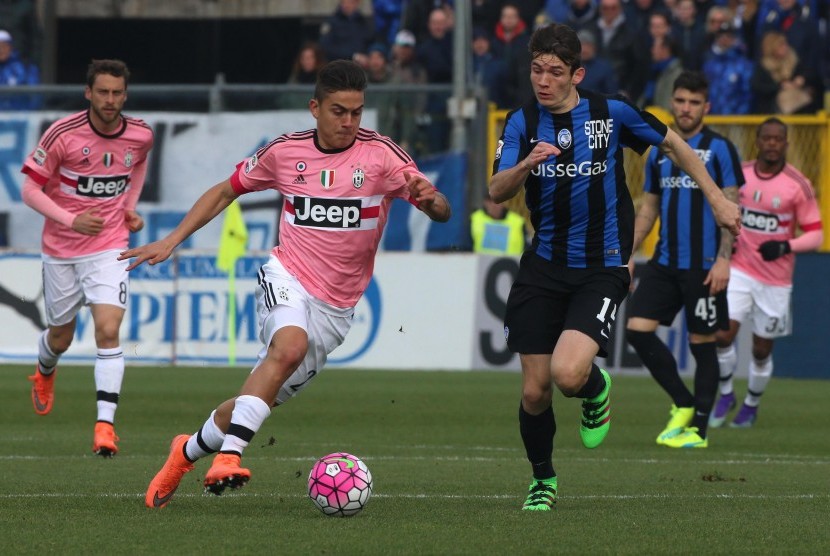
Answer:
[0,252,751,375]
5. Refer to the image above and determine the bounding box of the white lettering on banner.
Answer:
[0,251,772,374]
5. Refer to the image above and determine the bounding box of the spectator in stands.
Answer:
[287,42,326,84]
[544,0,572,24]
[672,0,707,70]
[577,28,619,95]
[728,0,761,59]
[758,0,820,77]
[319,0,374,65]
[625,0,661,33]
[282,42,326,109]
[389,30,428,154]
[402,0,454,43]
[564,0,599,32]
[703,6,733,50]
[751,31,821,113]
[470,193,527,255]
[472,27,508,108]
[648,10,673,47]
[0,29,39,110]
[365,43,396,136]
[586,0,650,103]
[505,0,547,29]
[702,22,753,114]
[416,7,454,152]
[372,0,405,46]
[473,0,502,33]
[492,3,534,107]
[641,36,684,110]
[491,3,531,62]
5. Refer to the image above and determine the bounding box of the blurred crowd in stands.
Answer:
[305,0,828,117]
[280,0,827,153]
[2,0,828,128]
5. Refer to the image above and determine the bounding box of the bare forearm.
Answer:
[166,181,237,247]
[423,191,452,222]
[632,194,660,253]
[489,162,531,204]
[660,133,726,208]
[717,187,738,259]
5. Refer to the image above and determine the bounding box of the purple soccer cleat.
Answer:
[730,403,758,428]
[709,392,736,428]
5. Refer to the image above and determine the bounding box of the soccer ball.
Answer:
[307,452,373,517]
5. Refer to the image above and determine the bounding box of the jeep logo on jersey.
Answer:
[76,174,129,197]
[293,196,361,228]
[742,208,780,233]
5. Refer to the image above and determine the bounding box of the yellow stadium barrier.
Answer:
[488,107,830,254]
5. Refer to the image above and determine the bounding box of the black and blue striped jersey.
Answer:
[644,126,744,270]
[494,89,667,268]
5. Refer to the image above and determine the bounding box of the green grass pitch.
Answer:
[1,364,828,554]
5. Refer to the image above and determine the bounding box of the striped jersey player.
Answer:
[21,59,153,458]
[488,25,741,511]
[121,60,451,509]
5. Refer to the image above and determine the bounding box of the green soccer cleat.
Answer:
[656,405,694,445]
[661,426,708,448]
[580,369,611,449]
[522,477,558,511]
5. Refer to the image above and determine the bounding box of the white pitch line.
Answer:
[2,454,829,466]
[0,492,828,501]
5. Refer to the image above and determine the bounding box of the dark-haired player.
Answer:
[711,118,823,428]
[490,24,741,510]
[21,59,153,457]
[626,71,744,449]
[122,60,451,508]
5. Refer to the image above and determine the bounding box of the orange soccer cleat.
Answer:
[203,453,251,495]
[28,366,56,415]
[145,435,195,508]
[92,421,120,457]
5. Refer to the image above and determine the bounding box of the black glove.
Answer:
[758,240,791,261]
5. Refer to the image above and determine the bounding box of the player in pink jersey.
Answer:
[20,59,154,457]
[711,118,823,428]
[119,60,451,508]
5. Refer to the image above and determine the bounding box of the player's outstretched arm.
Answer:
[119,179,238,270]
[405,171,451,222]
[658,128,741,236]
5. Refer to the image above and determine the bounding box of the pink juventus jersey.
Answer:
[732,161,822,286]
[21,110,154,258]
[230,128,428,308]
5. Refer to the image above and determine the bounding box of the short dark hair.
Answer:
[314,60,367,101]
[672,70,709,98]
[528,23,582,72]
[86,59,130,89]
[757,116,788,138]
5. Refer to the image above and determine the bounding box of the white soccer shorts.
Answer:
[727,267,793,339]
[253,255,353,405]
[43,249,129,326]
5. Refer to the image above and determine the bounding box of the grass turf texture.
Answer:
[1,364,828,554]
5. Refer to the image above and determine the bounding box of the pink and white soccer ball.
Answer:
[308,452,373,517]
